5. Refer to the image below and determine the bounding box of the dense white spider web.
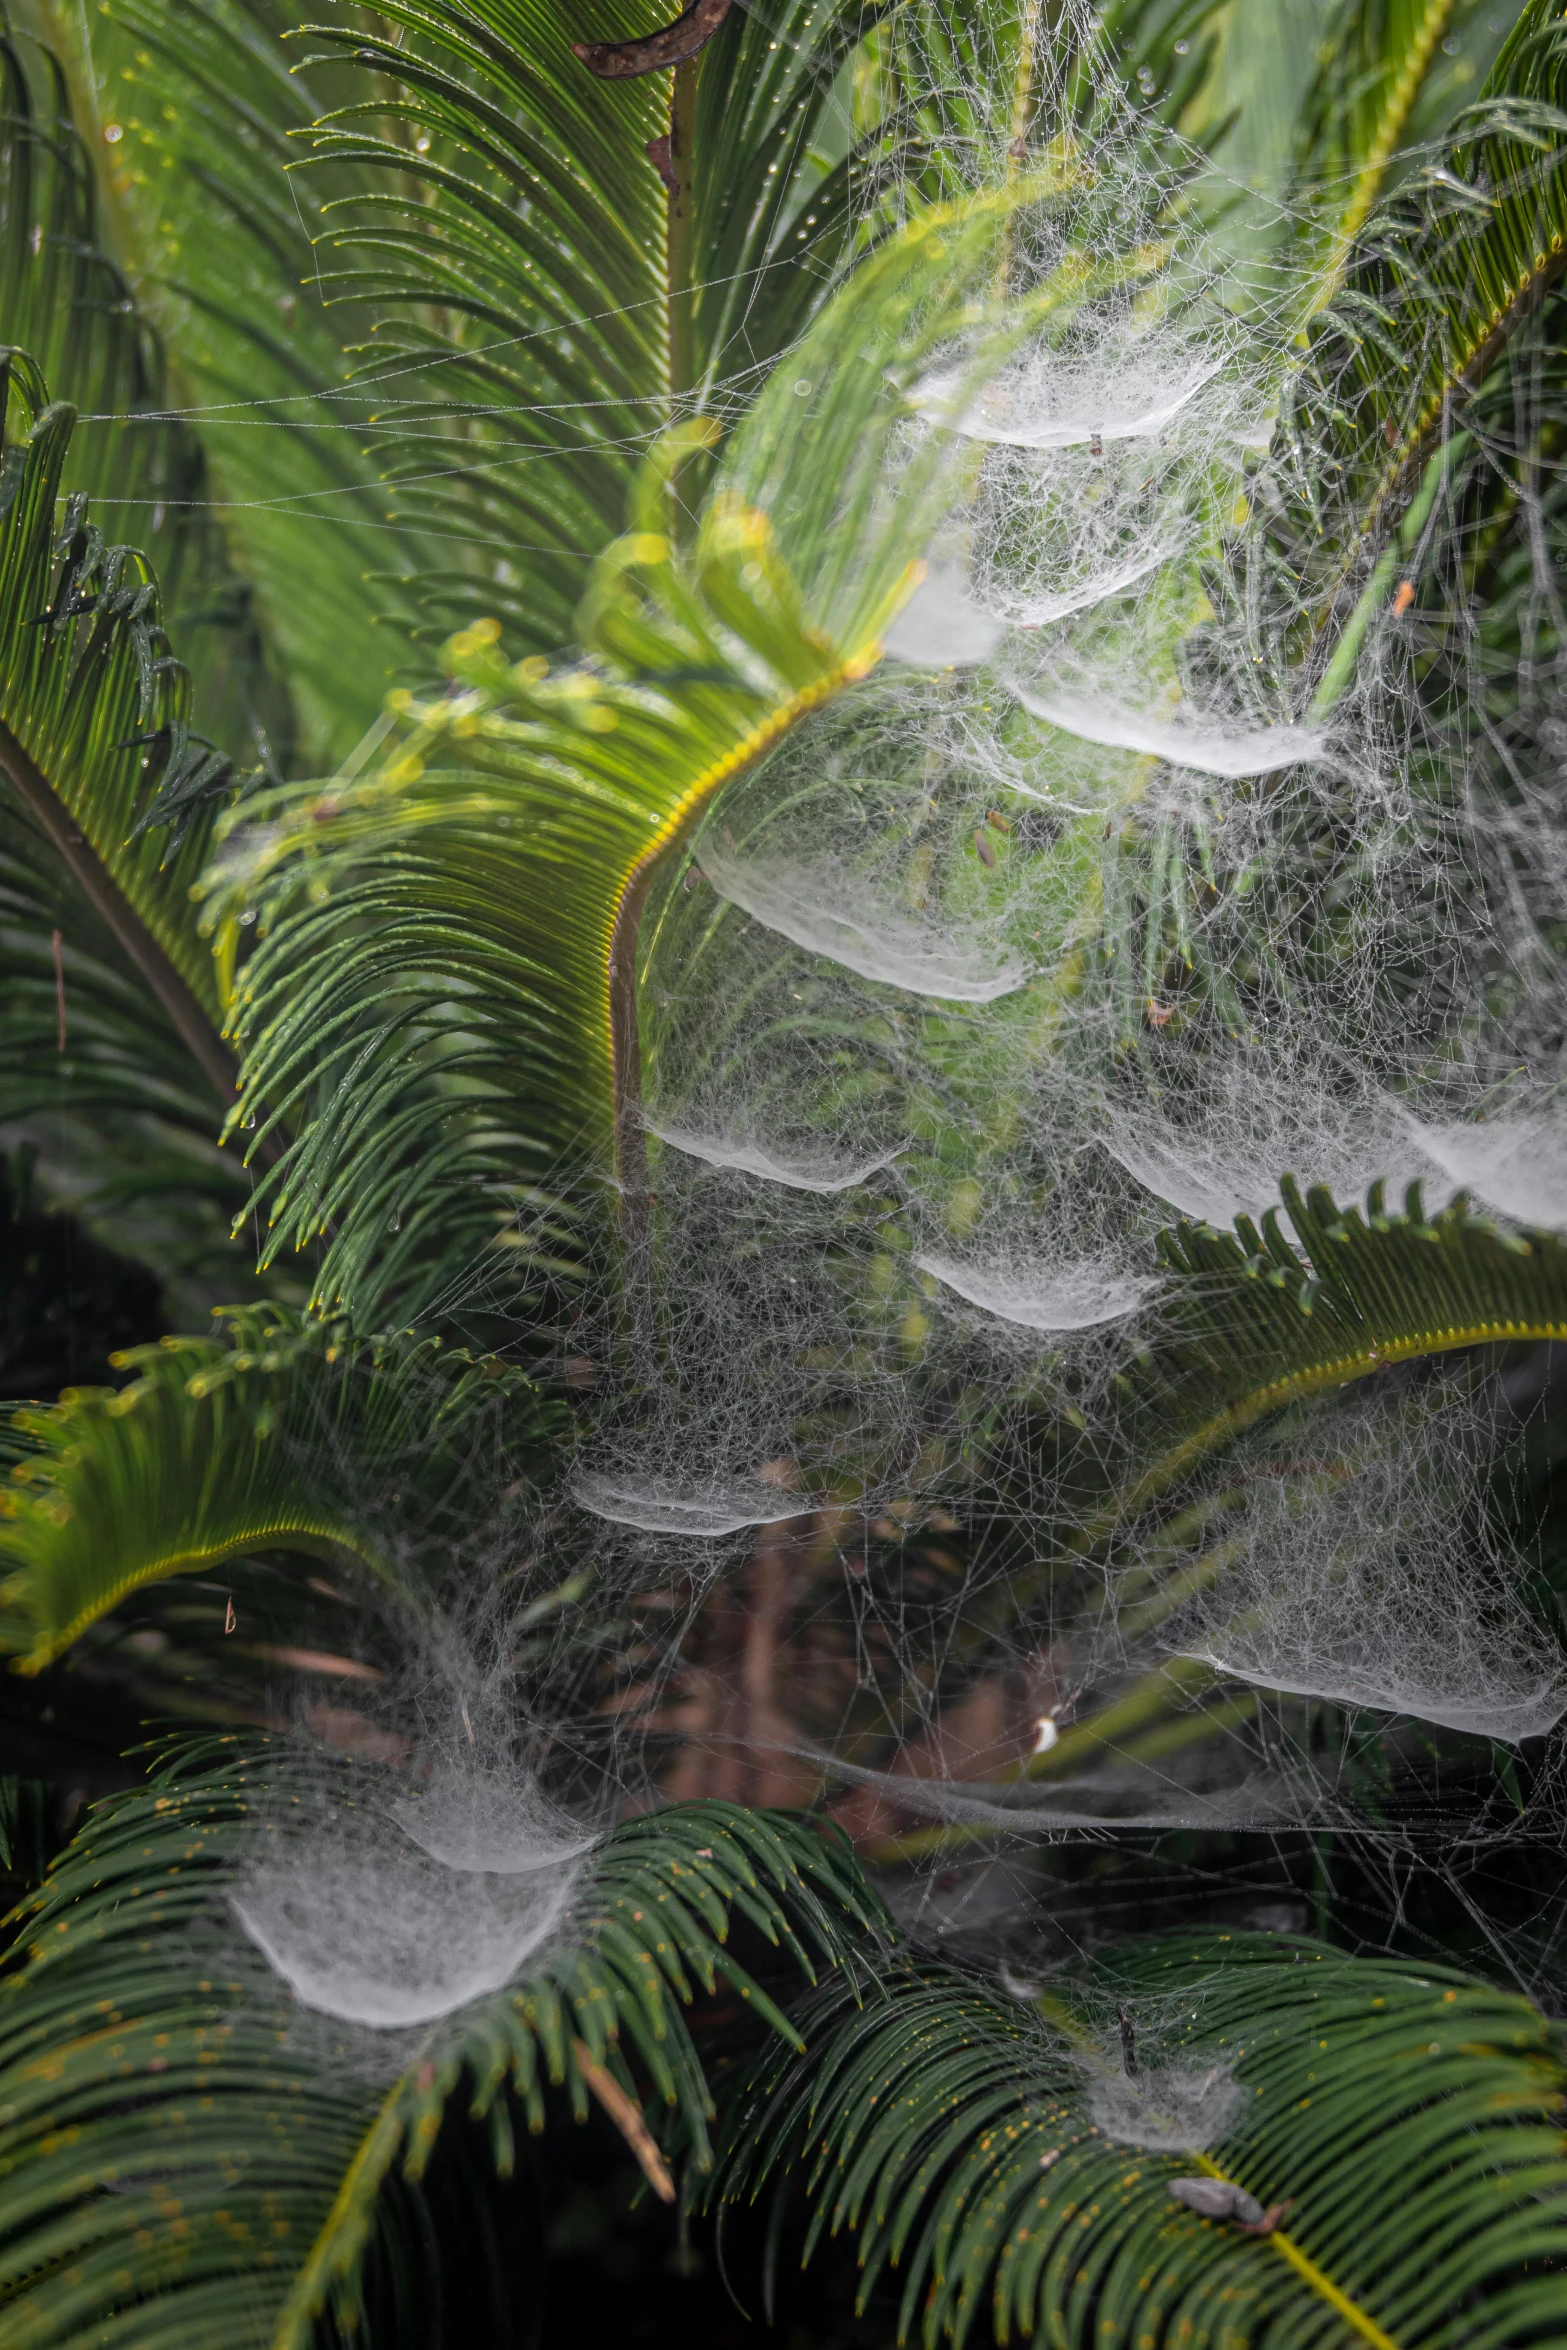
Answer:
[180,4,1567,2021]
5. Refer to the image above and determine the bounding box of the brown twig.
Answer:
[573,0,733,79]
[571,2037,676,2201]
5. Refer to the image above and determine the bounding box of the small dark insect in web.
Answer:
[1117,2005,1137,2076]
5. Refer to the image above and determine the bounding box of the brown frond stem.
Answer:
[571,2039,676,2201]
[572,0,733,80]
[0,716,277,1161]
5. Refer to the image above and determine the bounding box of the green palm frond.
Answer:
[0,1303,564,1671]
[883,0,1223,179]
[282,0,896,643]
[873,1174,1567,1864]
[0,785,266,1307]
[1309,0,1567,557]
[0,27,319,1288]
[1083,1177,1567,1537]
[714,1935,1567,2350]
[0,337,280,1286]
[86,0,439,762]
[0,1733,883,2350]
[0,346,240,1100]
[202,190,1046,1322]
[1293,0,1514,280]
[0,4,295,765]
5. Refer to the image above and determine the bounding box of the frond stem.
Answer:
[0,717,245,1118]
[573,0,734,80]
[1191,2154,1403,2350]
[606,652,877,1345]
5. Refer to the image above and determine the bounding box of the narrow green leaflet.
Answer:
[1294,0,1515,288]
[1079,1178,1567,1539]
[90,0,439,761]
[289,0,896,643]
[0,4,293,763]
[0,345,240,1091]
[1312,0,1567,548]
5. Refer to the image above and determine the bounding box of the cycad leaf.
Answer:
[1323,0,1567,533]
[205,192,1035,1321]
[0,1735,883,2350]
[1294,0,1515,273]
[92,0,441,761]
[714,1935,1567,2349]
[1092,1176,1567,1533]
[289,0,895,644]
[0,12,295,767]
[0,1304,564,1672]
[0,818,255,1296]
[0,350,242,1114]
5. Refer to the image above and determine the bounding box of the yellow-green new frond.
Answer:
[200,192,1043,1324]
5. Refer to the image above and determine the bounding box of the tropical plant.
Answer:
[1,2,1566,2345]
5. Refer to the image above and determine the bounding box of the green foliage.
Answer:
[201,189,1042,1321]
[290,0,890,623]
[90,0,439,762]
[1101,1177,1567,1528]
[0,1733,883,2348]
[0,1776,49,1884]
[2,4,1567,2342]
[0,1304,564,1670]
[714,1934,1567,2349]
[1304,0,1567,565]
[0,333,276,1286]
[0,350,223,1019]
[1295,0,1514,267]
[0,3,293,761]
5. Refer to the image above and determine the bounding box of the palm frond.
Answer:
[0,4,296,767]
[713,1934,1567,2349]
[1310,0,1567,561]
[283,0,896,639]
[0,798,261,1307]
[1294,0,1514,278]
[0,1303,564,1671]
[867,1171,1567,1865]
[0,347,242,1102]
[0,1733,883,2349]
[1086,1177,1567,1537]
[203,190,1040,1323]
[89,0,441,761]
